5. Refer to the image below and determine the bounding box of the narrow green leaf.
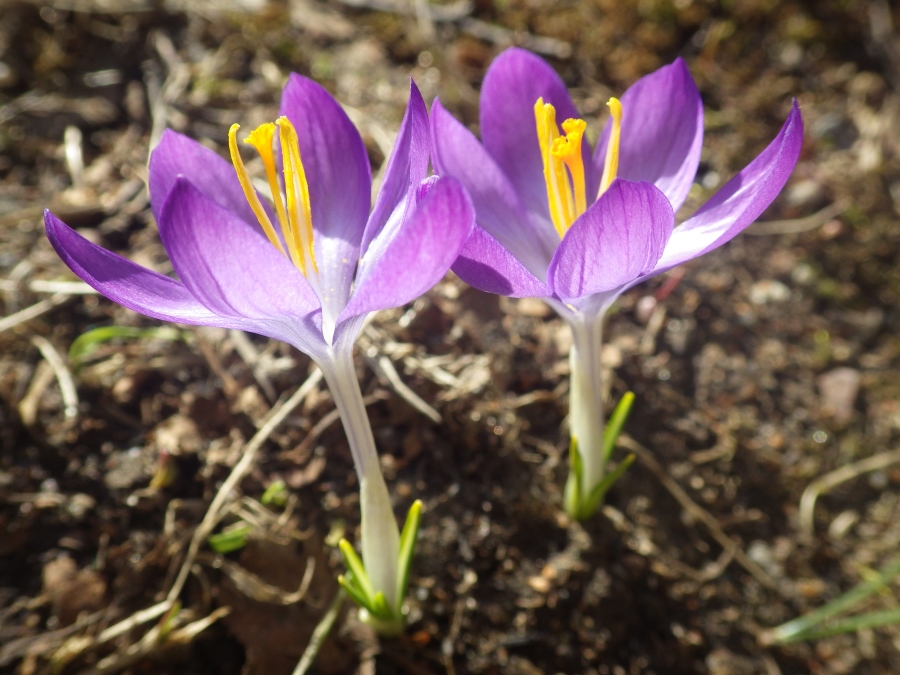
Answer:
[564,436,583,518]
[158,600,182,642]
[396,500,422,606]
[338,539,374,602]
[207,523,252,553]
[338,574,374,613]
[582,453,636,517]
[765,554,900,645]
[568,435,582,477]
[778,608,900,643]
[69,325,185,363]
[602,391,635,464]
[261,480,288,507]
[370,591,393,621]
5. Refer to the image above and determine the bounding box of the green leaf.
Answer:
[581,453,635,517]
[338,539,374,603]
[207,523,251,553]
[602,391,635,465]
[764,554,900,645]
[68,325,186,363]
[781,608,900,642]
[370,591,393,621]
[338,574,374,613]
[261,480,288,507]
[396,500,422,607]
[158,600,182,642]
[564,436,582,518]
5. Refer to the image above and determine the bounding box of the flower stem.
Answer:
[566,313,606,516]
[320,351,401,613]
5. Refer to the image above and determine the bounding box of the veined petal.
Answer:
[646,101,803,279]
[592,58,703,212]
[549,180,674,301]
[279,74,372,321]
[341,177,475,321]
[149,130,262,228]
[431,99,558,279]
[158,177,321,326]
[45,210,239,328]
[452,225,553,299]
[363,79,430,253]
[479,48,585,219]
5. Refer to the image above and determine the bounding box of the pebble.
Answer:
[817,367,861,424]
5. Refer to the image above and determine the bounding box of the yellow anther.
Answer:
[243,123,292,251]
[534,99,575,238]
[598,97,622,197]
[552,118,587,217]
[276,117,318,276]
[228,123,286,256]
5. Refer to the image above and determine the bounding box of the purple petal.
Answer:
[549,180,674,301]
[480,48,584,218]
[341,176,475,320]
[363,79,430,253]
[45,210,239,328]
[452,225,553,298]
[158,177,321,326]
[592,58,704,212]
[149,130,257,226]
[279,74,372,322]
[647,101,803,278]
[431,99,558,278]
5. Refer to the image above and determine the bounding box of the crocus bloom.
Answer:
[46,75,474,628]
[431,48,803,518]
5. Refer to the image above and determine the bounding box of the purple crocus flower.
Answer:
[46,75,475,629]
[431,48,803,518]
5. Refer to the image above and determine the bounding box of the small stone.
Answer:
[817,367,861,424]
[748,279,791,305]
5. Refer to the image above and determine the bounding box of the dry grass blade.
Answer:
[31,335,79,420]
[213,555,316,605]
[0,295,69,334]
[799,448,900,538]
[291,589,346,675]
[361,340,442,424]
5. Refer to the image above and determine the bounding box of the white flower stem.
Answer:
[320,351,400,611]
[567,313,606,499]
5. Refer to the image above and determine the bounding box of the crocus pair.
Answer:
[430,48,803,518]
[46,49,803,626]
[45,75,475,633]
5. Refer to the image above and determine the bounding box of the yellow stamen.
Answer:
[534,99,575,238]
[228,123,286,256]
[552,118,587,217]
[229,118,319,279]
[243,122,292,253]
[276,117,318,276]
[598,97,622,197]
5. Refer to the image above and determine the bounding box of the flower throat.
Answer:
[534,97,622,238]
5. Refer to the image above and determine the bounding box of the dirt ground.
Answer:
[1,0,900,673]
